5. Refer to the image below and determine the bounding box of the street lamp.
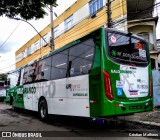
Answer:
[13,18,49,46]
[13,3,58,52]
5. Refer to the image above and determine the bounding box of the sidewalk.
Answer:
[118,107,160,127]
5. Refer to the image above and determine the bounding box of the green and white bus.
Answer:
[6,27,153,120]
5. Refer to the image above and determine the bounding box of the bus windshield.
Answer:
[107,31,148,65]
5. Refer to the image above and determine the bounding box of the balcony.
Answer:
[127,0,155,21]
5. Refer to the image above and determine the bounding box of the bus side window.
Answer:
[20,68,24,85]
[51,51,68,80]
[43,57,51,81]
[22,64,36,84]
[16,70,21,86]
[80,64,92,74]
[23,66,30,84]
[37,64,42,81]
[36,58,52,81]
[23,71,28,84]
[69,38,95,77]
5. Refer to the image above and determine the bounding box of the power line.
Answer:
[13,18,49,45]
[2,1,159,71]
[14,1,126,66]
[113,2,160,27]
[0,63,15,72]
[15,0,127,51]
[56,0,159,44]
[128,2,160,20]
[4,17,136,70]
[6,2,151,68]
[0,1,128,72]
[0,21,22,49]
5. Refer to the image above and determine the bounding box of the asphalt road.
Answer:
[0,102,160,140]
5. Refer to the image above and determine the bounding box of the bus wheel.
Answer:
[38,99,48,121]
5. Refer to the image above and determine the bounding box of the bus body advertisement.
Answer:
[5,27,153,120]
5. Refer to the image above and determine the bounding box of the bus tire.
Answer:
[38,99,48,121]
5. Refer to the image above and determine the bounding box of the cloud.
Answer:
[0,40,17,54]
[0,52,16,73]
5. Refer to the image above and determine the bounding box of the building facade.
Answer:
[157,39,160,70]
[15,0,158,70]
[127,0,159,70]
[15,0,127,68]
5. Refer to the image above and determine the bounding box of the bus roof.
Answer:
[15,27,104,70]
[106,28,146,42]
[12,27,147,71]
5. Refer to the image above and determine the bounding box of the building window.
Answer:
[137,32,149,42]
[89,0,103,17]
[54,26,59,38]
[42,34,48,46]
[27,46,31,56]
[34,40,40,51]
[31,44,35,53]
[22,50,27,58]
[64,15,73,31]
[157,40,160,48]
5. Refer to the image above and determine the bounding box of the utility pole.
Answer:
[107,0,113,28]
[50,5,54,51]
[50,4,58,52]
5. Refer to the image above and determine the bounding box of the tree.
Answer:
[0,0,57,20]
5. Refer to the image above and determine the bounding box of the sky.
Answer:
[0,0,77,74]
[0,0,160,74]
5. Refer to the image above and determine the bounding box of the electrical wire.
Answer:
[0,21,22,49]
[1,1,159,71]
[114,3,160,28]
[14,1,127,66]
[5,2,158,70]
[55,1,160,44]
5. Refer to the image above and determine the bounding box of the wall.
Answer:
[128,25,154,44]
[15,0,127,69]
[152,70,160,106]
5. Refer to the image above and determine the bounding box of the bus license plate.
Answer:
[129,105,142,110]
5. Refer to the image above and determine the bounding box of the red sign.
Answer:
[111,35,117,44]
[136,42,143,49]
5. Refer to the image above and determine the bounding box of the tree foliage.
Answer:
[0,0,57,20]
